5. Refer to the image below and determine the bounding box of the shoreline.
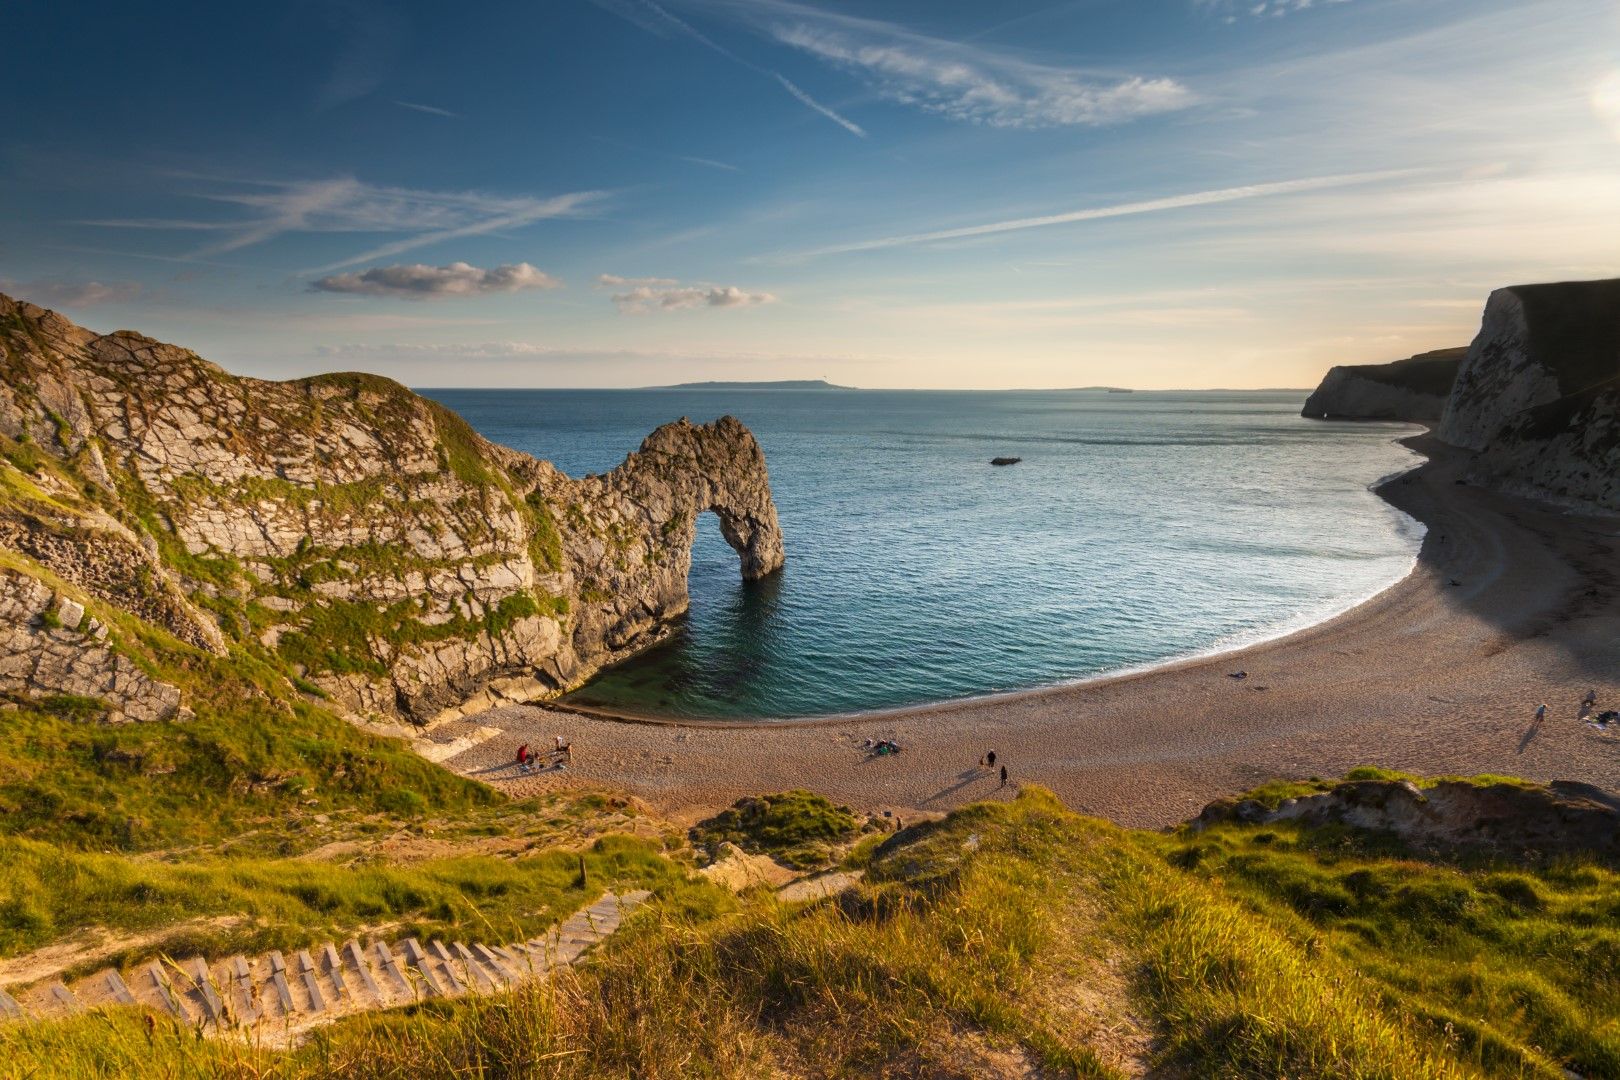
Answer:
[545,433,1431,730]
[441,431,1620,828]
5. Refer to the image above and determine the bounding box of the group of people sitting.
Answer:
[515,735,572,774]
[862,737,902,756]
[1578,689,1618,729]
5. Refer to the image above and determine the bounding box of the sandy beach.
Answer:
[442,433,1620,828]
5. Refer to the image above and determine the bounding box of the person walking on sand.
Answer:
[1535,703,1547,724]
[999,764,1009,788]
[986,749,997,769]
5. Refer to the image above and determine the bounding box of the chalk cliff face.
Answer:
[1300,348,1466,422]
[1437,280,1620,511]
[1304,278,1620,513]
[0,294,783,727]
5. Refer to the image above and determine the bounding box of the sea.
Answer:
[423,389,1426,721]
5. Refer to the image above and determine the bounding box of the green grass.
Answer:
[689,790,868,870]
[12,783,1572,1079]
[0,666,496,852]
[0,834,715,983]
[1165,821,1620,1077]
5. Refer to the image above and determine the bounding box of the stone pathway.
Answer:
[0,890,650,1044]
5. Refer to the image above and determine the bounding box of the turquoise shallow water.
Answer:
[424,389,1425,720]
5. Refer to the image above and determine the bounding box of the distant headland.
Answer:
[648,379,857,391]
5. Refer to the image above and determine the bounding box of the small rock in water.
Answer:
[990,456,1022,466]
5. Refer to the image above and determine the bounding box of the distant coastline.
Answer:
[647,379,857,391]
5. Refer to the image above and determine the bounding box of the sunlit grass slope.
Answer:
[6,780,1614,1078]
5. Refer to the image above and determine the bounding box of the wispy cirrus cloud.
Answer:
[598,273,679,287]
[606,276,777,312]
[392,99,458,117]
[0,279,142,308]
[782,168,1428,259]
[311,261,561,299]
[1197,0,1354,21]
[81,176,602,272]
[589,0,866,136]
[315,0,403,110]
[691,0,1194,129]
[770,25,1191,128]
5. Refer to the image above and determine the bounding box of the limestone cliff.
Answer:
[0,294,783,728]
[1437,279,1620,511]
[1300,347,1466,422]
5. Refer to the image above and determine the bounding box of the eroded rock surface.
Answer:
[0,569,189,723]
[0,294,783,726]
[1193,778,1620,862]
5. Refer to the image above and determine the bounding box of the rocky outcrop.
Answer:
[1193,778,1620,863]
[0,569,189,723]
[1300,347,1466,422]
[0,294,783,726]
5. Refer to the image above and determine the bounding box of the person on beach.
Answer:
[1535,703,1547,724]
[999,764,1009,788]
[1584,690,1598,708]
[555,734,566,751]
[516,744,529,767]
[986,749,997,769]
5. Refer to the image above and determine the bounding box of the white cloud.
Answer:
[610,281,777,312]
[772,22,1192,128]
[1197,0,1353,19]
[597,273,680,287]
[684,0,1193,129]
[1,279,142,308]
[783,168,1428,258]
[311,261,561,299]
[83,176,602,272]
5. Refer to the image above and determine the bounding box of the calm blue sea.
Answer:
[423,389,1424,720]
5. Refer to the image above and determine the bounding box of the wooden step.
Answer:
[296,951,327,1014]
[42,982,79,1016]
[264,952,297,1015]
[102,969,138,1008]
[320,943,350,1004]
[343,941,385,1004]
[371,941,412,1001]
[468,942,518,984]
[143,962,188,1021]
[452,942,499,992]
[181,958,225,1027]
[398,939,447,998]
[223,956,259,1025]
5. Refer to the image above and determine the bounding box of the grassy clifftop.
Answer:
[5,777,1616,1079]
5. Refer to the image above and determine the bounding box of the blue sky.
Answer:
[4,0,1619,388]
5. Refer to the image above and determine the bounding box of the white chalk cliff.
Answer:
[1306,278,1619,513]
